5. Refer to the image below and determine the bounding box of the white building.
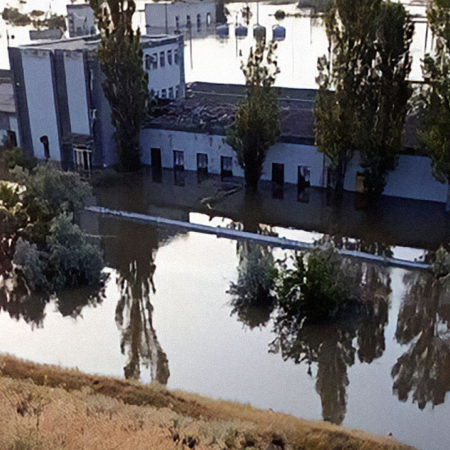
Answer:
[144,0,216,36]
[0,70,19,147]
[8,34,185,170]
[67,4,97,38]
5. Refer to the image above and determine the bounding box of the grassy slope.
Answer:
[0,354,416,450]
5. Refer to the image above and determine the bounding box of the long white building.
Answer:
[8,34,185,170]
[145,0,216,36]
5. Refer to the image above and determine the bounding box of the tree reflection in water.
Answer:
[103,219,171,384]
[229,241,391,425]
[0,270,105,329]
[393,271,450,410]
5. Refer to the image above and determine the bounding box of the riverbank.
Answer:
[0,354,415,450]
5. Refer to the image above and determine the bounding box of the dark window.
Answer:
[151,53,158,70]
[40,135,50,159]
[167,49,172,65]
[206,12,211,27]
[145,54,151,70]
[151,148,162,169]
[160,51,165,68]
[175,85,180,98]
[197,153,208,173]
[197,13,201,31]
[168,87,174,99]
[272,163,284,199]
[174,48,179,65]
[173,150,184,170]
[175,16,180,29]
[161,89,167,99]
[186,15,191,28]
[221,156,232,178]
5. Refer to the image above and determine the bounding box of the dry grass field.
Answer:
[0,354,416,450]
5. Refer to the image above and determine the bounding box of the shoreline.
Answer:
[0,354,416,450]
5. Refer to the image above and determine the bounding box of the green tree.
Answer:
[358,1,414,198]
[418,0,450,211]
[89,0,148,172]
[315,0,380,192]
[227,40,279,191]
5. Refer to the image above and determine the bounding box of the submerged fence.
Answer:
[86,206,431,271]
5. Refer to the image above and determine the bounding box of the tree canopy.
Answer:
[226,40,279,190]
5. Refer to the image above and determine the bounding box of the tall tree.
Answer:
[314,0,380,192]
[89,0,148,172]
[418,0,450,210]
[315,0,413,199]
[227,40,279,191]
[358,1,414,198]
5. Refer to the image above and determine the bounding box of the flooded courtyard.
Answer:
[1,170,450,450]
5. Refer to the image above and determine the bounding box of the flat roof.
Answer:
[15,34,180,52]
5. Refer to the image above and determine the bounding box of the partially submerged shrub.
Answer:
[432,246,450,278]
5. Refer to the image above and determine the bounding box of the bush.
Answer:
[3,147,37,171]
[275,10,285,20]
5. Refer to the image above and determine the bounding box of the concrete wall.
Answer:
[140,129,327,186]
[140,128,449,203]
[64,51,90,136]
[21,49,61,161]
[145,2,216,33]
[143,42,184,98]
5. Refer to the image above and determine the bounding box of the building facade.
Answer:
[144,1,216,36]
[67,4,97,38]
[8,34,185,170]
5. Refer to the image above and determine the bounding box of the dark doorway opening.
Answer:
[221,156,233,179]
[151,147,162,183]
[272,163,284,199]
[40,135,50,159]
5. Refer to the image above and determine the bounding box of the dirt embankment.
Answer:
[0,354,416,450]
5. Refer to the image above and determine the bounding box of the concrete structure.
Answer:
[0,70,19,147]
[67,4,97,38]
[8,34,185,170]
[145,0,216,36]
[141,82,449,205]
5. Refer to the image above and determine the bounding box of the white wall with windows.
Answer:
[140,127,449,203]
[145,1,216,34]
[22,49,61,161]
[143,42,184,99]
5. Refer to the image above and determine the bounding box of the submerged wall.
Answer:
[141,128,449,204]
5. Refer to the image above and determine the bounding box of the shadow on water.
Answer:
[393,271,450,410]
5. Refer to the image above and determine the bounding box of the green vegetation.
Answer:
[89,0,148,172]
[226,40,279,191]
[315,0,413,198]
[0,162,103,293]
[418,0,450,211]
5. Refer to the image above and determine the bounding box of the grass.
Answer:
[0,354,416,450]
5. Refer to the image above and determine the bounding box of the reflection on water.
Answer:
[393,271,450,410]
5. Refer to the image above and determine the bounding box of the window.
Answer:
[186,15,191,28]
[161,89,167,99]
[74,148,92,171]
[160,51,165,68]
[174,48,179,65]
[40,135,50,159]
[197,153,208,173]
[197,13,201,31]
[173,150,184,170]
[167,49,172,65]
[298,165,311,190]
[175,85,180,98]
[206,12,211,27]
[175,15,180,29]
[151,53,158,70]
[272,163,284,200]
[221,156,232,178]
[145,54,151,70]
[168,87,174,99]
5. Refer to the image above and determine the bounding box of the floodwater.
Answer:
[2,169,450,450]
[0,1,430,87]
